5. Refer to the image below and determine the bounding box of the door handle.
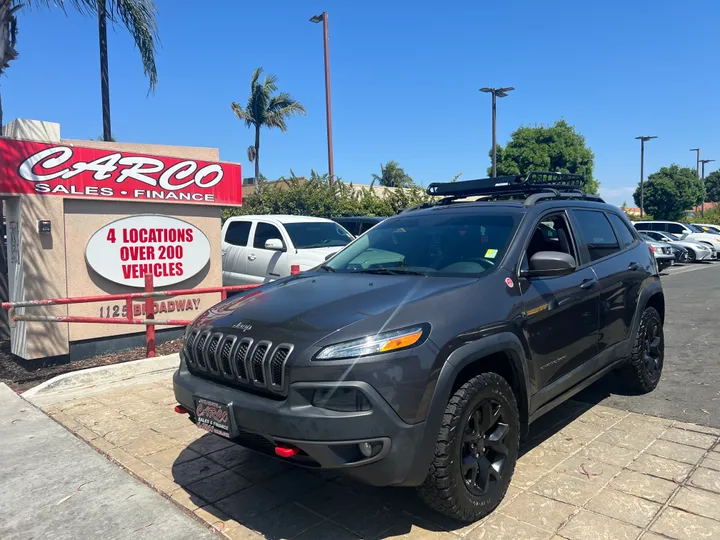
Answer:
[248,254,256,261]
[628,262,639,271]
[580,278,598,290]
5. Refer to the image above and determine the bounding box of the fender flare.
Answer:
[403,332,531,486]
[630,280,664,338]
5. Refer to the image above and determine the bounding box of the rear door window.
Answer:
[225,221,251,246]
[572,210,621,262]
[607,213,637,248]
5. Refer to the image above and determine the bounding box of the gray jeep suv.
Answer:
[173,172,665,522]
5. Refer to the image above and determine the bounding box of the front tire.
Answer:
[418,373,520,522]
[621,306,664,393]
[687,249,696,263]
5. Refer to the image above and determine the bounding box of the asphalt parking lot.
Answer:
[577,260,720,428]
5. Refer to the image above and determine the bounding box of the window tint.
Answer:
[359,222,376,234]
[225,221,251,247]
[667,223,686,234]
[607,213,636,248]
[573,210,620,262]
[284,222,353,249]
[528,215,577,261]
[253,223,284,249]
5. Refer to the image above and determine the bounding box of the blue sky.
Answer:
[5,0,719,206]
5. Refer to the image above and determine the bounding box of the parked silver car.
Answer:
[639,233,675,270]
[642,230,715,262]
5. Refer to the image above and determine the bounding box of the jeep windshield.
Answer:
[324,212,519,276]
[285,222,353,249]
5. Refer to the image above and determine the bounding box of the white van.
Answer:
[221,215,354,285]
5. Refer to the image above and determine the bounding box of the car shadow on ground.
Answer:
[169,382,621,538]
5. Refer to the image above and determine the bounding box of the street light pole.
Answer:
[635,136,658,218]
[690,148,700,179]
[700,158,715,218]
[480,87,514,177]
[310,12,335,184]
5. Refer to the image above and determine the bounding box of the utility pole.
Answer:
[310,13,335,183]
[700,159,715,218]
[635,136,658,217]
[480,87,514,177]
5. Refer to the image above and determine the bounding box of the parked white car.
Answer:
[221,215,354,285]
[641,230,715,262]
[693,223,720,235]
[632,221,720,255]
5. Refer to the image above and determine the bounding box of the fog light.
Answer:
[359,442,373,457]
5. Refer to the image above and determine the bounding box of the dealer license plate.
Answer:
[194,397,231,438]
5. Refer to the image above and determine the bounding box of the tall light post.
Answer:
[480,87,514,177]
[700,158,715,218]
[635,135,658,217]
[310,12,335,184]
[690,148,700,179]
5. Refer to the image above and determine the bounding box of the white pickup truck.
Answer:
[221,215,354,285]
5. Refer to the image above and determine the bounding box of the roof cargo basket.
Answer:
[426,171,587,199]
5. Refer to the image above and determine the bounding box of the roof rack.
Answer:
[396,171,604,213]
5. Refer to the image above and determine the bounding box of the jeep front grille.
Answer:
[184,329,292,395]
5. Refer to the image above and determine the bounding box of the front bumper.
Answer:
[173,360,427,487]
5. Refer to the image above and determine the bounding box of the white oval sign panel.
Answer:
[86,214,211,288]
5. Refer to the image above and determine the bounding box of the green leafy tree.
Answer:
[492,120,599,194]
[0,0,159,133]
[370,160,414,188]
[703,170,720,202]
[231,68,306,181]
[633,164,704,220]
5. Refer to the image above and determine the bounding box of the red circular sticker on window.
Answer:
[505,277,514,288]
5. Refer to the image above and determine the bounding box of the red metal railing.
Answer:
[1,274,261,357]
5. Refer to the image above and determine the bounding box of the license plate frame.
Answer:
[194,397,232,439]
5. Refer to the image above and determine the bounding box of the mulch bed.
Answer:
[0,338,183,394]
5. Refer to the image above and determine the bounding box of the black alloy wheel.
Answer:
[642,316,662,380]
[461,399,510,496]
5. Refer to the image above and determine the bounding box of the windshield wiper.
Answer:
[351,268,427,276]
[319,264,336,272]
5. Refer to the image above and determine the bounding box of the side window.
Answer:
[607,213,636,248]
[667,223,685,235]
[526,213,577,262]
[359,222,375,234]
[225,221,251,247]
[253,223,284,249]
[573,210,621,262]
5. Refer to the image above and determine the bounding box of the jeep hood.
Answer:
[192,272,472,343]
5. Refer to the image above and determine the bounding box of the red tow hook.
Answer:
[274,444,299,458]
[174,405,189,414]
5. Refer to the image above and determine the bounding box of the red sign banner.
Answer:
[0,138,242,205]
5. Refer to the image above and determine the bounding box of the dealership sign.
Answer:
[0,138,242,205]
[86,215,211,287]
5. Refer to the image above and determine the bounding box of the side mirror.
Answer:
[264,238,285,251]
[521,251,576,278]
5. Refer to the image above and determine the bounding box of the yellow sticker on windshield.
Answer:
[485,249,498,258]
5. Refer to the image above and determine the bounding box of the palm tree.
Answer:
[0,0,158,136]
[371,160,414,188]
[231,67,306,182]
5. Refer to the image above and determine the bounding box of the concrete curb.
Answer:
[22,353,179,407]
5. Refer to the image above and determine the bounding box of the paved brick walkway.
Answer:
[42,378,720,539]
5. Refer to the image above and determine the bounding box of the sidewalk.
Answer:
[0,383,216,540]
[24,373,720,540]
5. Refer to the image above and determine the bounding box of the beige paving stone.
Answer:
[186,433,236,455]
[89,436,116,455]
[141,444,201,471]
[141,470,179,493]
[192,504,231,529]
[689,467,720,493]
[587,487,662,528]
[169,486,206,511]
[700,452,720,472]
[379,516,464,539]
[496,485,523,512]
[577,440,638,467]
[331,498,409,540]
[170,456,225,486]
[146,414,197,433]
[222,524,265,540]
[521,446,569,470]
[206,444,255,469]
[86,417,139,437]
[661,427,718,450]
[645,439,707,465]
[58,397,103,414]
[165,425,204,445]
[628,452,694,482]
[638,534,667,540]
[651,507,720,540]
[559,510,642,540]
[72,425,100,441]
[510,462,551,489]
[294,522,361,540]
[467,513,552,540]
[104,427,156,447]
[555,419,604,444]
[596,428,659,451]
[502,491,576,531]
[537,432,586,455]
[671,486,720,522]
[672,422,720,437]
[244,502,326,539]
[576,406,627,428]
[613,415,672,436]
[186,469,251,503]
[609,470,677,503]
[121,431,176,458]
[555,455,621,486]
[530,472,602,506]
[214,485,287,523]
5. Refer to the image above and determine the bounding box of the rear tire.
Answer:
[621,307,664,393]
[418,373,520,522]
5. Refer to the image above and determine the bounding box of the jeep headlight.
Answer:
[315,325,426,360]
